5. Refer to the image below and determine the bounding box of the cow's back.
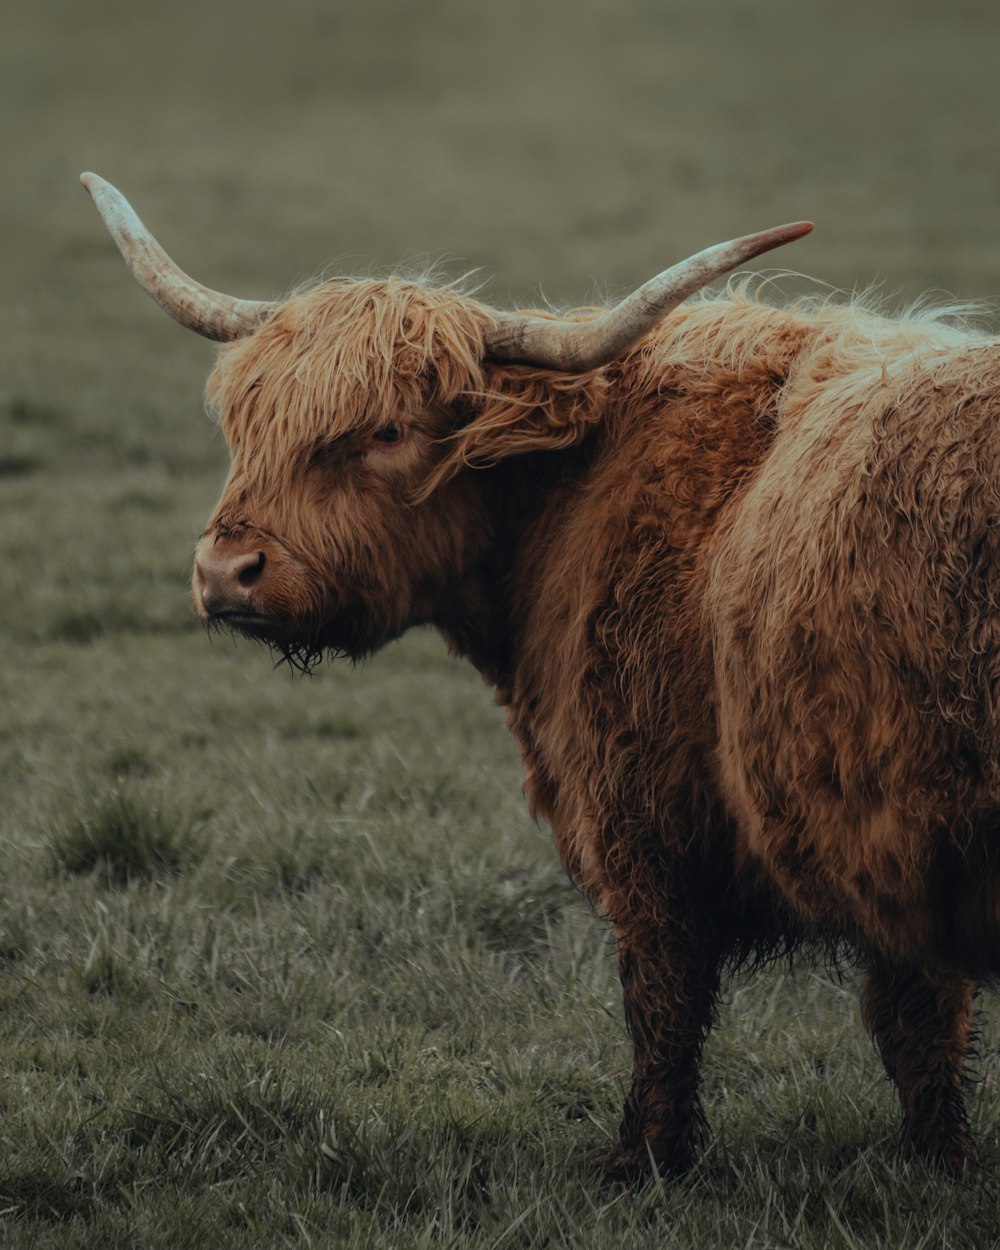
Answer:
[708,316,1000,963]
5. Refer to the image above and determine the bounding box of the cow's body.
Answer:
[84,174,996,1178]
[464,292,996,1174]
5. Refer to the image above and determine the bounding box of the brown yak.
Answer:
[84,172,995,1181]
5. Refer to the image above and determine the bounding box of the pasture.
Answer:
[5,0,1000,1245]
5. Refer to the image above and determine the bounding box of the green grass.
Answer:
[6,0,1000,1244]
[47,784,204,885]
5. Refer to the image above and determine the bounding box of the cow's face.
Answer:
[192,279,497,665]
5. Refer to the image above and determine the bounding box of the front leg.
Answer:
[597,895,724,1183]
[861,957,978,1175]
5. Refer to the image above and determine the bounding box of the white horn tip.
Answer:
[80,172,121,209]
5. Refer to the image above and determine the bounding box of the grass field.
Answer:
[6,1,1000,1246]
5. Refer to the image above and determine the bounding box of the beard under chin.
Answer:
[207,604,395,672]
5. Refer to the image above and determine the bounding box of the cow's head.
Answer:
[82,174,810,666]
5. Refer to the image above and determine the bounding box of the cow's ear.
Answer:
[420,364,610,496]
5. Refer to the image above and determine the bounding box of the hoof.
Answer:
[592,1144,651,1190]
[907,1136,979,1179]
[592,1140,694,1189]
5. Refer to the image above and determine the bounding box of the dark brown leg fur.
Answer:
[862,958,978,1175]
[596,898,723,1184]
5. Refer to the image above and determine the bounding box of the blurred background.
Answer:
[6,0,1000,427]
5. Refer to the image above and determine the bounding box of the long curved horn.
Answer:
[483,221,813,371]
[80,173,277,342]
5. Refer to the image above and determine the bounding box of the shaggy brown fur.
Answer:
[195,273,1000,1179]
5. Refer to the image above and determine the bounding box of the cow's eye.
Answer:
[371,423,405,445]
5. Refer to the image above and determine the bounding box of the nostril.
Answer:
[237,551,266,588]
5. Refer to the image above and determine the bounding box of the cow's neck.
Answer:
[430,444,595,694]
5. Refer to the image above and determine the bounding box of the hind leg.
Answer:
[861,958,978,1174]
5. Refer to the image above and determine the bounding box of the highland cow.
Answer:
[84,172,997,1180]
